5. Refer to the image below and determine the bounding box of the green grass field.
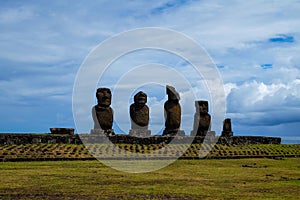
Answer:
[0,158,299,199]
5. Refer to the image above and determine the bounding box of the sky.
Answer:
[0,0,299,143]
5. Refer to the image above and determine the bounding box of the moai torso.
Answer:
[130,91,149,129]
[192,100,211,136]
[92,88,114,131]
[223,118,232,132]
[221,118,233,137]
[163,85,183,136]
[93,106,113,130]
[164,100,181,130]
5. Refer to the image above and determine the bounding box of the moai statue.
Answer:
[191,100,211,137]
[162,85,185,136]
[221,118,233,137]
[91,88,115,136]
[129,91,151,137]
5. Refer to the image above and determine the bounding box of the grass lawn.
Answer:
[0,158,299,199]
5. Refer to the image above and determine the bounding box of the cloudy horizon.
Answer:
[0,0,299,143]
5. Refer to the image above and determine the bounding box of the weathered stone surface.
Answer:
[0,134,82,145]
[92,88,115,136]
[216,136,281,145]
[130,91,149,130]
[129,129,151,137]
[81,135,281,145]
[221,118,234,137]
[90,128,115,136]
[163,85,185,136]
[0,134,281,145]
[50,128,74,135]
[191,100,211,137]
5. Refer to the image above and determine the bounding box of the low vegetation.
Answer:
[0,143,299,161]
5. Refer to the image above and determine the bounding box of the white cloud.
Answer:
[224,83,237,97]
[227,79,300,125]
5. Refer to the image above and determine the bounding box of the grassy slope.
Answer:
[0,144,299,161]
[0,158,299,199]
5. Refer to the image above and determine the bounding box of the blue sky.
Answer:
[0,0,299,143]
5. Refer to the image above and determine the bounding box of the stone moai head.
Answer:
[96,88,112,107]
[166,85,180,102]
[196,100,209,114]
[134,91,147,107]
[223,118,232,132]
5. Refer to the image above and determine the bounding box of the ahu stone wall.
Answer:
[0,133,281,145]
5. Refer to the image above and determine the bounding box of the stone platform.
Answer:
[0,133,281,145]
